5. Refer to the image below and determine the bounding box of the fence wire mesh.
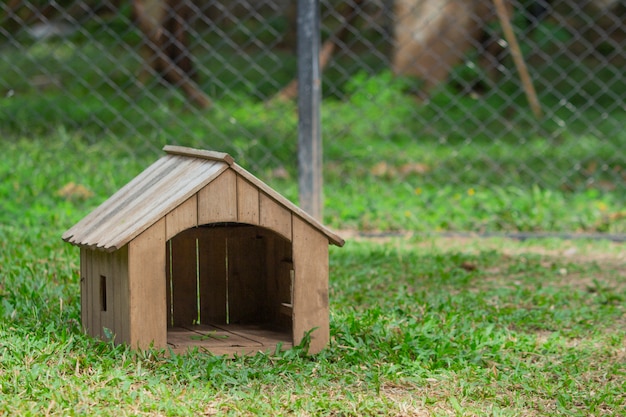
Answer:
[1,0,625,235]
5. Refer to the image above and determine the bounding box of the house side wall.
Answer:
[80,246,130,345]
[76,166,336,353]
[292,216,330,354]
[128,218,167,349]
[80,248,90,335]
[115,247,130,344]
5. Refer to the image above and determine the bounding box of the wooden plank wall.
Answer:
[80,248,89,335]
[237,176,259,224]
[169,229,198,326]
[259,192,292,240]
[165,194,197,240]
[166,225,294,331]
[198,228,227,324]
[80,246,129,344]
[165,169,296,243]
[259,229,293,330]
[292,216,330,354]
[128,218,167,349]
[225,227,265,324]
[198,169,237,224]
[168,226,274,326]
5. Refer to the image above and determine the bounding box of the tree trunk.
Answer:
[132,0,211,108]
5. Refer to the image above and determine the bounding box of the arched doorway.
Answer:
[165,223,294,354]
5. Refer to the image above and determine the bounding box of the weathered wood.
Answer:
[97,157,209,250]
[232,164,344,247]
[167,325,249,348]
[170,229,199,326]
[236,176,259,225]
[260,193,292,242]
[99,251,115,340]
[66,146,343,354]
[88,248,129,344]
[261,229,293,330]
[292,216,329,354]
[128,218,167,349]
[64,147,344,250]
[167,324,292,356]
[166,240,172,327]
[64,156,174,248]
[163,145,234,165]
[89,250,102,338]
[111,250,122,343]
[63,155,227,251]
[115,246,130,344]
[198,227,228,324]
[227,228,265,324]
[277,263,295,321]
[165,195,198,241]
[198,170,238,224]
[80,248,89,334]
[260,229,277,323]
[218,324,292,347]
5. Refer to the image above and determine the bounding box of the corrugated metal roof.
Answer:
[63,146,344,251]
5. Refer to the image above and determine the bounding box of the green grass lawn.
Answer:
[1,14,625,415]
[2,221,625,415]
[1,137,625,415]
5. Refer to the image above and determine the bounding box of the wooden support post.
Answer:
[275,0,364,102]
[297,0,323,220]
[493,0,543,119]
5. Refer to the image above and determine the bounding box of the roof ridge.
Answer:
[163,145,234,165]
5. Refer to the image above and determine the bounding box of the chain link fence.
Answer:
[1,0,624,234]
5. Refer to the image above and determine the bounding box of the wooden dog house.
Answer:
[63,145,344,355]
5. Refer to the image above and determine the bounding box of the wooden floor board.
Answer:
[167,324,292,355]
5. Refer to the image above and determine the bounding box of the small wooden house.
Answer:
[63,145,344,355]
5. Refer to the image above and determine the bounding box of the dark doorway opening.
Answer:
[165,223,294,355]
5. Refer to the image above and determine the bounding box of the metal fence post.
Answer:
[297,0,322,220]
